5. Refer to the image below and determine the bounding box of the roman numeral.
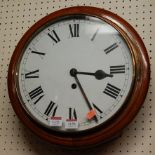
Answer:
[25,69,39,79]
[93,103,103,114]
[91,28,99,41]
[103,83,121,99]
[48,30,60,43]
[69,24,79,37]
[69,108,77,120]
[110,65,125,74]
[44,101,58,116]
[31,51,45,56]
[104,43,118,54]
[92,103,103,118]
[29,86,44,104]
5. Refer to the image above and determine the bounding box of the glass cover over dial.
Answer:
[16,15,134,132]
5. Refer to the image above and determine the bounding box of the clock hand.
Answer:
[70,68,113,80]
[70,69,98,122]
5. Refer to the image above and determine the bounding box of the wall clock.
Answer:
[8,6,150,149]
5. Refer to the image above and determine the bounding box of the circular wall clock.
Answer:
[8,6,150,149]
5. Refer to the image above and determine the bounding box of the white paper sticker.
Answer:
[49,117,62,127]
[65,119,79,129]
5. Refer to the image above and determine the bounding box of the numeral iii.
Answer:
[110,65,125,74]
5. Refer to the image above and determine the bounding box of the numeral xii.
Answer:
[69,24,79,37]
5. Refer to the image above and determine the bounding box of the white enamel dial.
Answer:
[16,15,134,132]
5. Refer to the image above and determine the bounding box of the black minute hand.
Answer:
[70,68,98,122]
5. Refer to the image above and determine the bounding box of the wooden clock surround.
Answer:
[8,6,150,149]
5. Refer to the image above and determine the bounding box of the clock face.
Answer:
[16,15,134,132]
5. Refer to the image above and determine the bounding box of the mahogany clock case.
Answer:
[8,6,150,148]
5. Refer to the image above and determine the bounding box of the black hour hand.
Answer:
[94,70,113,80]
[70,68,113,80]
